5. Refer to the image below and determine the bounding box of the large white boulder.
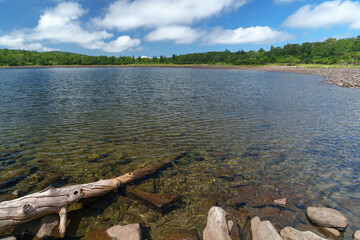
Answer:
[203,206,231,240]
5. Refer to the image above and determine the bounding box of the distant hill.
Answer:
[1,37,359,66]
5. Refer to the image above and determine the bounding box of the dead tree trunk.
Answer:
[0,151,186,237]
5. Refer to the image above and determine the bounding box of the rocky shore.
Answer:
[237,66,360,88]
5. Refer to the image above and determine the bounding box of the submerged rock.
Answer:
[13,215,60,239]
[106,224,142,240]
[0,190,26,202]
[274,198,287,207]
[322,227,340,239]
[227,220,241,240]
[250,216,282,240]
[160,228,198,240]
[280,226,328,240]
[306,207,348,230]
[203,206,231,240]
[84,229,111,240]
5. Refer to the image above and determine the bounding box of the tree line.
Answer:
[1,36,360,67]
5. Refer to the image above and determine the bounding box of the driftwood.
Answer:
[0,151,186,237]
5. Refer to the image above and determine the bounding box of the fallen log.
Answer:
[0,151,186,237]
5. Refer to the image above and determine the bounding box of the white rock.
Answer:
[354,230,360,240]
[306,207,348,230]
[107,224,142,240]
[281,227,328,240]
[274,198,287,207]
[203,206,231,240]
[251,216,282,240]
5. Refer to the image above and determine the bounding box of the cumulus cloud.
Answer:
[0,32,57,51]
[204,26,294,45]
[94,0,248,31]
[0,2,140,52]
[283,0,360,29]
[145,26,204,44]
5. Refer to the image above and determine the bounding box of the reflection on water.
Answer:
[1,67,360,239]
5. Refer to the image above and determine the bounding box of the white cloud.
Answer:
[284,0,360,29]
[0,2,140,52]
[0,32,57,51]
[145,25,204,44]
[204,26,294,45]
[94,0,248,31]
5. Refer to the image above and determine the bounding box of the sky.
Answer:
[0,0,359,57]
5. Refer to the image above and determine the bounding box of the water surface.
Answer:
[0,67,359,239]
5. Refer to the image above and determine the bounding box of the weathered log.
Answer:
[0,151,186,237]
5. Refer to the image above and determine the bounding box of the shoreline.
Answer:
[1,64,359,88]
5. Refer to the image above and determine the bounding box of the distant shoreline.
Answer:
[1,64,359,88]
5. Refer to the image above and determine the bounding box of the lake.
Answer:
[1,67,360,239]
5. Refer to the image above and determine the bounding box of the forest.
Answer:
[0,36,360,66]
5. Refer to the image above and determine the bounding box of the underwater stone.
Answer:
[322,227,340,239]
[106,224,141,240]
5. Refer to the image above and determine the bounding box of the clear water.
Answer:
[0,67,360,239]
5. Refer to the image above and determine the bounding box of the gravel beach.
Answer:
[237,66,360,88]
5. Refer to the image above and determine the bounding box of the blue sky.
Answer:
[0,0,359,57]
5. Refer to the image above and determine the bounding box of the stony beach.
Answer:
[236,66,360,88]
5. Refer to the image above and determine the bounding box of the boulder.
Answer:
[280,227,328,240]
[250,216,282,240]
[203,206,231,240]
[13,214,60,239]
[106,224,142,240]
[306,207,348,230]
[354,230,360,240]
